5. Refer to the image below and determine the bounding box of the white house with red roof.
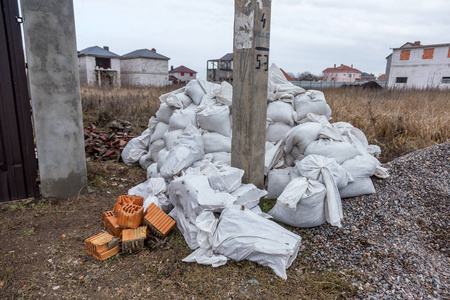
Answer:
[322,64,362,82]
[169,65,197,84]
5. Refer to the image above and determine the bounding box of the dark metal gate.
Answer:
[0,0,39,202]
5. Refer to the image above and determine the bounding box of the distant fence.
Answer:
[290,80,387,89]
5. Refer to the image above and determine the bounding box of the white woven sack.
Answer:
[185,80,206,105]
[197,105,231,137]
[163,129,184,151]
[168,105,197,131]
[269,177,327,228]
[155,103,175,124]
[202,132,231,154]
[267,101,295,126]
[121,128,151,165]
[304,139,360,164]
[293,91,331,122]
[266,122,293,142]
[284,122,323,154]
[166,92,192,109]
[150,122,169,143]
[266,167,293,199]
[149,139,165,163]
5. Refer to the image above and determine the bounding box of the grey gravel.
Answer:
[292,142,449,299]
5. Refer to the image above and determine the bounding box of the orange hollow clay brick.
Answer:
[121,226,147,253]
[117,203,144,229]
[113,195,144,212]
[85,232,119,261]
[143,203,176,238]
[102,210,115,222]
[104,215,123,237]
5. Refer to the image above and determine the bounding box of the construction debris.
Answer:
[84,123,135,162]
[85,194,176,261]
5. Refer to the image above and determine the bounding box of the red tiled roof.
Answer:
[169,75,178,81]
[280,68,294,81]
[169,65,197,74]
[323,65,362,73]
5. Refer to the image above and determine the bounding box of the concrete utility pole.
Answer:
[231,0,271,195]
[21,0,88,198]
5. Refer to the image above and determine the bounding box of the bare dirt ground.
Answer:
[0,161,357,299]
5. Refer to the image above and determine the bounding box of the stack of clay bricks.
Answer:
[85,195,176,261]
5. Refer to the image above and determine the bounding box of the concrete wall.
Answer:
[21,0,88,197]
[170,71,196,82]
[121,58,168,86]
[111,58,121,86]
[387,46,450,89]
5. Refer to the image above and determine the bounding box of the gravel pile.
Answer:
[293,142,449,299]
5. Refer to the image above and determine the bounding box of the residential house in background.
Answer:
[360,72,376,81]
[78,46,121,86]
[322,64,362,82]
[121,48,170,86]
[169,65,197,84]
[385,41,450,89]
[207,53,233,83]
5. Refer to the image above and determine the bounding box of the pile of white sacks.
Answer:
[121,64,388,279]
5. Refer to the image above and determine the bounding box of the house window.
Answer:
[442,77,450,84]
[422,48,434,59]
[95,57,111,69]
[181,72,184,76]
[349,74,352,77]
[396,77,407,83]
[400,50,410,60]
[190,73,193,77]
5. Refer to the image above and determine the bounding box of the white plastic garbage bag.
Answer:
[160,125,205,178]
[212,205,302,280]
[295,155,351,227]
[304,139,360,164]
[197,105,231,137]
[269,177,327,228]
[121,128,151,165]
[208,152,232,165]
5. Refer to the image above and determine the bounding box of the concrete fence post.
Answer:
[231,0,272,199]
[21,0,88,198]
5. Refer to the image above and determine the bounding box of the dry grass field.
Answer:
[81,84,450,162]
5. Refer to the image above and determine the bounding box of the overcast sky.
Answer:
[73,0,450,78]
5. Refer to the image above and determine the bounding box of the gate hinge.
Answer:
[16,16,23,23]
